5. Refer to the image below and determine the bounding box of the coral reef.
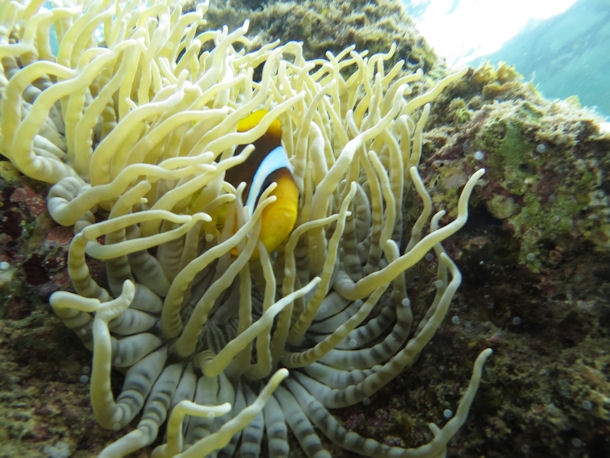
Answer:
[417,64,610,456]
[0,165,115,456]
[426,63,609,271]
[200,0,445,78]
[0,0,608,457]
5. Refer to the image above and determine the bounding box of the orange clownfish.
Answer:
[225,110,299,254]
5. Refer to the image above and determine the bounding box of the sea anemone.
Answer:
[0,0,491,456]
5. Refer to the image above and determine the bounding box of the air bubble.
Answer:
[571,437,582,448]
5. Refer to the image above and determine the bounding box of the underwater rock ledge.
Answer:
[0,0,608,457]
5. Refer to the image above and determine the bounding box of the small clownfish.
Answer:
[225,110,299,255]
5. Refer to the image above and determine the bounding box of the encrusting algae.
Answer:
[0,0,491,456]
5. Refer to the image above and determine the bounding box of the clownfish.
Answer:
[224,110,299,254]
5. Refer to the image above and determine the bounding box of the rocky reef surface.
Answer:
[0,0,608,456]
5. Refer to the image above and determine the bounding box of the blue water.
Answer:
[404,0,610,119]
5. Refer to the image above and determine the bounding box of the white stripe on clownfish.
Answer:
[244,145,293,215]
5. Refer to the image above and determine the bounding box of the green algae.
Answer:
[198,0,445,80]
[427,63,609,273]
